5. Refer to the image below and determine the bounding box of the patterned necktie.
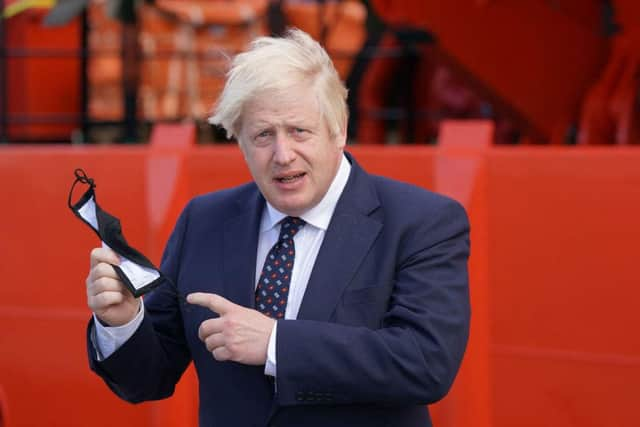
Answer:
[255,216,305,318]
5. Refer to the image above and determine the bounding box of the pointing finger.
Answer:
[187,292,233,315]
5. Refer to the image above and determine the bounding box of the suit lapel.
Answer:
[222,189,264,308]
[297,156,382,321]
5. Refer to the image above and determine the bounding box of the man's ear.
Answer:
[335,109,348,148]
[237,139,249,160]
[235,122,249,159]
[335,128,347,149]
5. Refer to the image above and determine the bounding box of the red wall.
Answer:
[0,146,154,427]
[0,123,638,427]
[486,148,640,427]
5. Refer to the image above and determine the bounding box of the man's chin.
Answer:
[270,198,311,217]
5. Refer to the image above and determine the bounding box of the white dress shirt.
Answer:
[93,154,351,377]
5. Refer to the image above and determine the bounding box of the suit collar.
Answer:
[222,187,264,307]
[296,152,382,321]
[299,153,352,230]
[340,151,380,216]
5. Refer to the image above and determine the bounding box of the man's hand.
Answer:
[187,292,275,365]
[86,247,140,327]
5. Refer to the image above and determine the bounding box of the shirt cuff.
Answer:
[264,320,278,377]
[92,299,145,361]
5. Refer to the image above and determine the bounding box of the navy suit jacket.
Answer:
[88,152,470,427]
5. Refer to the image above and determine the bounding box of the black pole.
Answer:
[0,0,8,144]
[318,0,327,47]
[121,21,139,143]
[80,8,89,143]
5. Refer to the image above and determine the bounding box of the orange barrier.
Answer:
[1,122,640,426]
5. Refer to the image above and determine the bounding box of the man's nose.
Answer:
[273,132,296,165]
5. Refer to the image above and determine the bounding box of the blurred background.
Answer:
[1,1,639,426]
[4,0,638,146]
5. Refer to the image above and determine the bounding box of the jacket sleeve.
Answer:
[275,199,471,406]
[87,201,193,403]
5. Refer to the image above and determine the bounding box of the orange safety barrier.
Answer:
[1,122,640,426]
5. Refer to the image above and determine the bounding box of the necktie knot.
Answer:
[278,216,305,242]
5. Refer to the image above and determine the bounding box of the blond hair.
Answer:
[209,28,348,139]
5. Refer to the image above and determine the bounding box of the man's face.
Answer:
[237,83,346,217]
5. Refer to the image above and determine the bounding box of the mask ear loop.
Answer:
[68,168,193,311]
[68,168,96,210]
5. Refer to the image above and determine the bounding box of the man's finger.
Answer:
[204,332,225,352]
[212,346,231,362]
[187,292,233,315]
[88,262,120,283]
[88,290,125,311]
[198,318,224,341]
[90,247,120,268]
[87,276,127,297]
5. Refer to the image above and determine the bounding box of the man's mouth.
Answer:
[276,172,306,183]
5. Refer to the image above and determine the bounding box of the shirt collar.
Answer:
[261,153,352,232]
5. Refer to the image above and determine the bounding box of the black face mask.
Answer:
[68,169,167,298]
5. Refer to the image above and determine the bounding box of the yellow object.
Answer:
[3,0,55,19]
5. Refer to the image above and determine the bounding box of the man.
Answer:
[86,28,470,427]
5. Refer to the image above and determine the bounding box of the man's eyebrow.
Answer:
[246,121,273,130]
[285,117,318,126]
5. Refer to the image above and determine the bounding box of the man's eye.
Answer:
[251,130,273,147]
[290,128,310,139]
